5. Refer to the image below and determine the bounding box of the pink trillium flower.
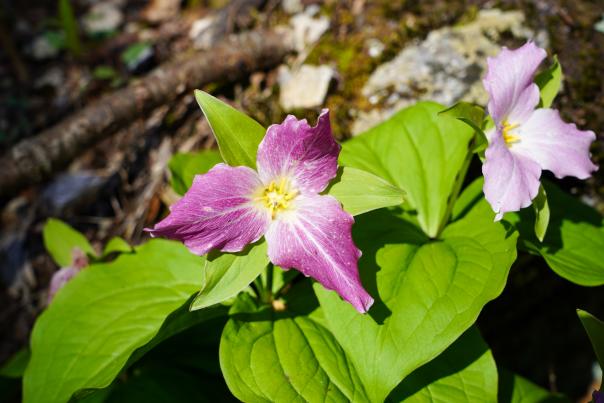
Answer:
[47,248,89,304]
[482,42,597,220]
[148,110,374,313]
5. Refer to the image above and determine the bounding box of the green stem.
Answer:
[260,263,274,304]
[436,137,475,238]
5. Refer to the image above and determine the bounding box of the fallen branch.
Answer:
[0,29,291,198]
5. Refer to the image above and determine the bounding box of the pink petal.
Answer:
[483,42,546,124]
[512,108,597,179]
[265,194,374,313]
[482,134,542,220]
[48,267,78,304]
[148,163,270,255]
[256,109,340,194]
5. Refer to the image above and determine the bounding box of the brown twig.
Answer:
[0,29,291,198]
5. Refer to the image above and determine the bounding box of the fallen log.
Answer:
[0,29,291,198]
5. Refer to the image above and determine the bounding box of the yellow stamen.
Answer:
[256,178,298,219]
[502,120,521,145]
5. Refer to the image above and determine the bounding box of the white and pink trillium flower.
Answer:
[482,42,597,220]
[148,110,374,313]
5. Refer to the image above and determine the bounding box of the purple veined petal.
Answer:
[511,108,598,179]
[483,42,546,124]
[482,132,542,220]
[264,193,374,313]
[147,163,270,255]
[48,266,78,304]
[256,109,340,194]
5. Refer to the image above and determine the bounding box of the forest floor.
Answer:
[1,0,603,401]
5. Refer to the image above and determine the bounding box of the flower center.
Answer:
[502,120,521,146]
[260,178,298,219]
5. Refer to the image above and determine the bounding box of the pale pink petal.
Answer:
[256,109,340,194]
[265,194,374,313]
[482,134,542,220]
[71,248,89,270]
[147,163,270,255]
[512,108,598,179]
[48,267,78,304]
[483,42,546,124]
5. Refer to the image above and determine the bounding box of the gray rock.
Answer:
[31,35,60,60]
[282,0,304,15]
[83,2,124,35]
[352,9,548,135]
[279,64,335,111]
[189,16,217,50]
[290,11,330,52]
[41,173,107,216]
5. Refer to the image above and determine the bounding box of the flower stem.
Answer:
[436,137,475,237]
[259,263,274,304]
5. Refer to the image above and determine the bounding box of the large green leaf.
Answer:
[388,327,497,402]
[508,181,604,286]
[325,167,405,216]
[43,218,96,266]
[168,150,223,195]
[23,240,212,403]
[190,241,269,311]
[578,309,604,369]
[194,90,265,169]
[220,310,369,403]
[340,101,474,237]
[498,369,569,403]
[315,186,517,401]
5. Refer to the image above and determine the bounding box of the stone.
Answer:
[141,0,181,23]
[83,2,124,35]
[290,11,330,52]
[189,16,217,50]
[282,0,304,15]
[279,64,335,111]
[351,9,548,135]
[31,35,59,60]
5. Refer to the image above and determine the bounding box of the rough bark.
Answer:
[0,29,290,198]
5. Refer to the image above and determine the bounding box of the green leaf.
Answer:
[0,348,30,378]
[194,90,265,169]
[23,239,209,403]
[533,185,550,242]
[43,218,96,267]
[325,167,405,216]
[58,0,81,56]
[168,150,223,195]
[102,237,132,256]
[439,102,487,149]
[120,42,152,69]
[535,56,563,109]
[220,312,369,402]
[498,369,570,403]
[578,309,604,369]
[190,241,269,311]
[315,189,517,401]
[92,66,118,81]
[508,181,604,286]
[340,101,474,237]
[388,327,497,402]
